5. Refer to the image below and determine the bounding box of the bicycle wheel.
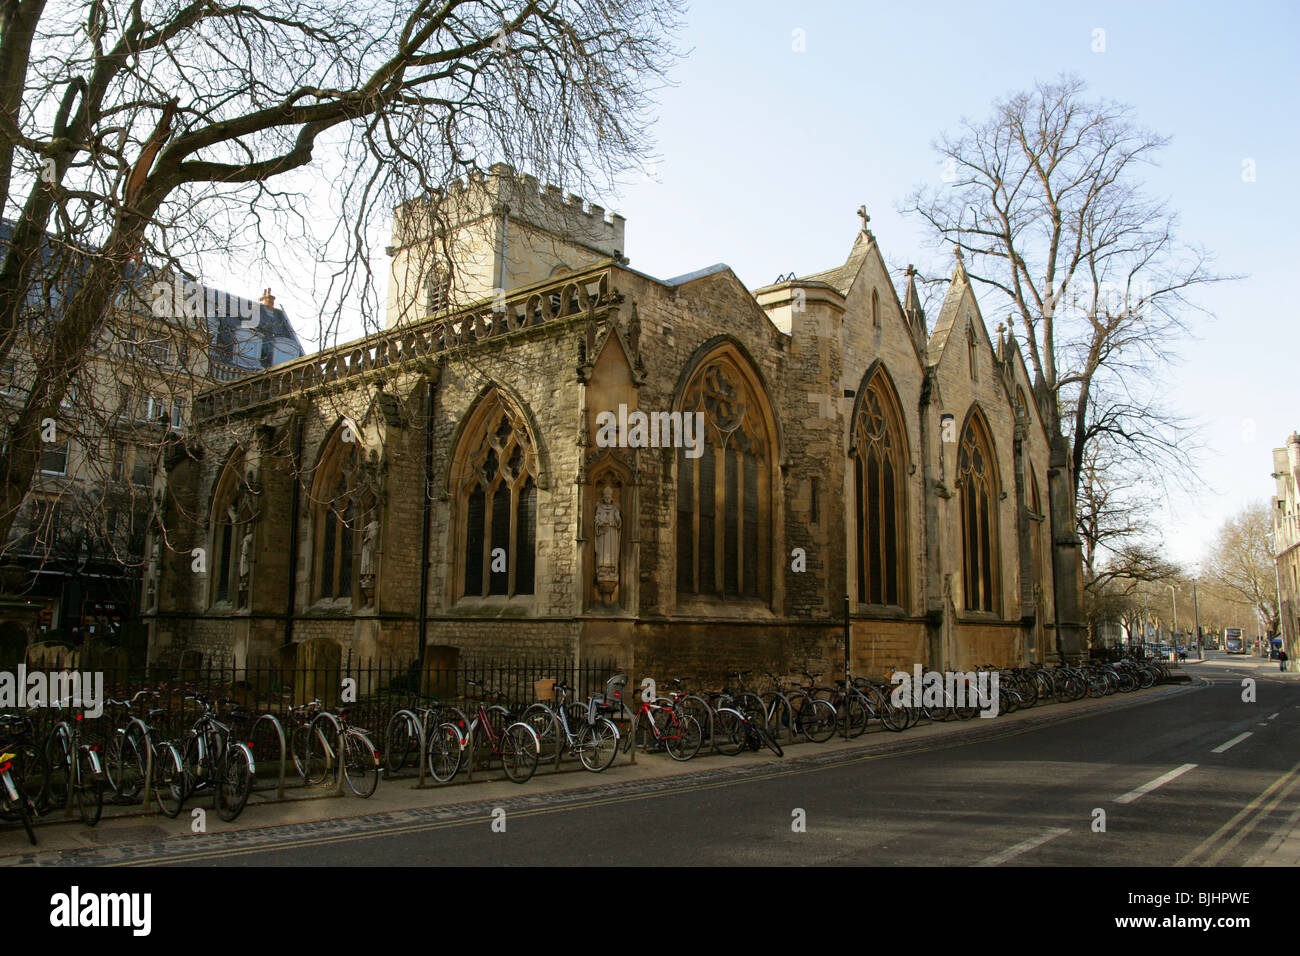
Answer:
[344,731,380,798]
[153,742,186,818]
[797,698,837,743]
[576,717,618,772]
[305,717,337,786]
[756,722,784,757]
[73,747,103,827]
[112,724,149,802]
[44,726,71,809]
[383,712,417,774]
[426,722,464,783]
[214,743,253,821]
[500,723,539,783]
[520,704,562,763]
[1,770,36,845]
[837,694,870,738]
[663,713,703,761]
[712,709,744,756]
[8,740,50,817]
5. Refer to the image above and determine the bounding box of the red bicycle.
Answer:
[454,680,540,783]
[625,689,703,761]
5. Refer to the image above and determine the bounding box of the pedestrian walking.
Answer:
[1280,649,1288,673]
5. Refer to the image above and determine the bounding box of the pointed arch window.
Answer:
[454,391,538,599]
[676,348,775,601]
[852,369,908,607]
[967,322,978,379]
[871,289,881,329]
[309,429,370,603]
[210,450,253,607]
[958,410,1000,613]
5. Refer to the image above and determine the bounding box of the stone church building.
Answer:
[144,164,1084,679]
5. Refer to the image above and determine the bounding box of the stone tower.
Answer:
[384,163,626,328]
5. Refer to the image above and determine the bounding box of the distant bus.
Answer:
[1224,628,1245,654]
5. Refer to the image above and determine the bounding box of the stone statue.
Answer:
[359,518,380,605]
[360,519,380,577]
[238,528,253,583]
[594,485,621,605]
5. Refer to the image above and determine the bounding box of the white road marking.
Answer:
[1269,713,1279,720]
[975,827,1070,867]
[1212,733,1252,754]
[1115,764,1198,805]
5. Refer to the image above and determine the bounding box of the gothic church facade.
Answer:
[144,164,1085,679]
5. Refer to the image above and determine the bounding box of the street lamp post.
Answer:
[1166,584,1179,662]
[1192,579,1201,660]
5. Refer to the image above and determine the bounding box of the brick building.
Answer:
[144,164,1085,679]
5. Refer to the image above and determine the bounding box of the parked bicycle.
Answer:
[46,697,105,826]
[177,694,255,821]
[521,679,621,772]
[449,680,540,783]
[0,712,47,844]
[303,702,382,798]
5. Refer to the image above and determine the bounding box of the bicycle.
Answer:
[452,681,540,783]
[288,700,330,785]
[177,694,256,821]
[304,703,382,798]
[521,680,621,772]
[708,690,783,757]
[46,697,105,826]
[630,694,703,761]
[384,698,467,783]
[102,690,187,817]
[0,712,47,845]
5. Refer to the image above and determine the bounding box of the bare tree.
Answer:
[1203,501,1279,636]
[0,0,684,548]
[904,75,1227,504]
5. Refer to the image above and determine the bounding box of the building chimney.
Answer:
[259,288,276,309]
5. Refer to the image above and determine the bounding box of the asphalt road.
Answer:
[14,653,1300,867]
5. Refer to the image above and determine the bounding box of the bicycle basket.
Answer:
[533,678,556,702]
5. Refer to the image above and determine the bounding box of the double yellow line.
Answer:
[1176,756,1300,866]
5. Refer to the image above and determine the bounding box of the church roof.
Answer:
[794,231,875,295]
[927,249,972,357]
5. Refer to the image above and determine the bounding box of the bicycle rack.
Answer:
[385,709,429,788]
[309,711,345,796]
[126,717,154,809]
[248,713,287,800]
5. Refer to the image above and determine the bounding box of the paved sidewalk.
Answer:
[0,676,1196,862]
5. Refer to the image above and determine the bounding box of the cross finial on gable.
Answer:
[905,263,916,277]
[954,246,964,262]
[857,205,870,232]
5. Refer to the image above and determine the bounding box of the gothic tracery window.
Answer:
[675,348,775,601]
[852,369,908,607]
[958,410,999,613]
[310,429,363,603]
[211,450,252,607]
[455,391,537,599]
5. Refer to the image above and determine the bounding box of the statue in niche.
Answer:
[238,526,253,603]
[594,484,621,606]
[359,517,381,605]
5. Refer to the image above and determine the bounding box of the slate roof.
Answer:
[0,219,303,371]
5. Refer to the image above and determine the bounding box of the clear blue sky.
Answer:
[602,0,1300,570]
[220,0,1300,570]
